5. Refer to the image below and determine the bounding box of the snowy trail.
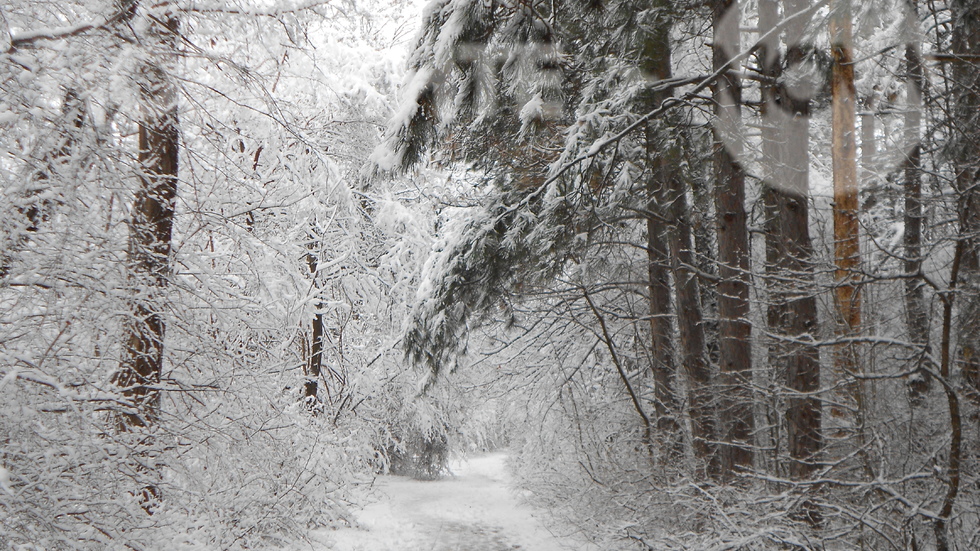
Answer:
[316,453,589,551]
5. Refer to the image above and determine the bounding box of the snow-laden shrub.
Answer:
[0,298,376,550]
[386,429,450,481]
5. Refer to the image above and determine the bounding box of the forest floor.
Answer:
[307,452,594,551]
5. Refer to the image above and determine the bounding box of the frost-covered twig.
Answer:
[6,4,134,53]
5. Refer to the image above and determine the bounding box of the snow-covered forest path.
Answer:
[319,453,589,551]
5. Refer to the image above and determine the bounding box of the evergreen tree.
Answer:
[381,0,731,473]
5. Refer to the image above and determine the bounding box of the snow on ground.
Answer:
[306,452,593,551]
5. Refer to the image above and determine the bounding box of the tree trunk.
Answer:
[305,231,324,405]
[639,1,684,456]
[950,0,980,400]
[758,0,786,477]
[904,1,930,401]
[760,0,823,495]
[712,0,754,478]
[691,167,720,370]
[667,176,719,477]
[107,3,178,515]
[782,0,823,520]
[640,0,717,475]
[114,6,179,431]
[933,1,980,544]
[860,91,877,188]
[830,0,863,430]
[647,211,681,439]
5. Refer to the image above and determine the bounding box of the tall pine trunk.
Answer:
[829,0,863,430]
[758,0,786,477]
[639,0,716,472]
[640,14,680,437]
[934,2,980,546]
[860,93,876,188]
[666,175,718,476]
[760,0,823,494]
[780,0,823,518]
[647,200,681,439]
[712,0,754,478]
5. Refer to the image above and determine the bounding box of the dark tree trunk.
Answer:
[305,234,324,404]
[114,9,179,431]
[758,0,786,477]
[758,0,781,324]
[639,1,683,454]
[760,0,825,493]
[108,4,179,515]
[647,212,681,437]
[781,0,823,521]
[860,91,876,188]
[950,0,980,400]
[935,1,980,546]
[639,0,717,475]
[691,166,720,370]
[667,178,719,477]
[712,0,754,478]
[904,1,930,401]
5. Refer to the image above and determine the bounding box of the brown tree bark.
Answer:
[780,0,823,519]
[760,0,822,493]
[935,243,965,551]
[638,1,683,456]
[107,3,179,514]
[667,177,719,477]
[904,0,930,401]
[712,0,754,478]
[934,2,980,545]
[639,0,717,475]
[949,0,980,400]
[114,7,179,431]
[647,207,681,439]
[830,0,863,429]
